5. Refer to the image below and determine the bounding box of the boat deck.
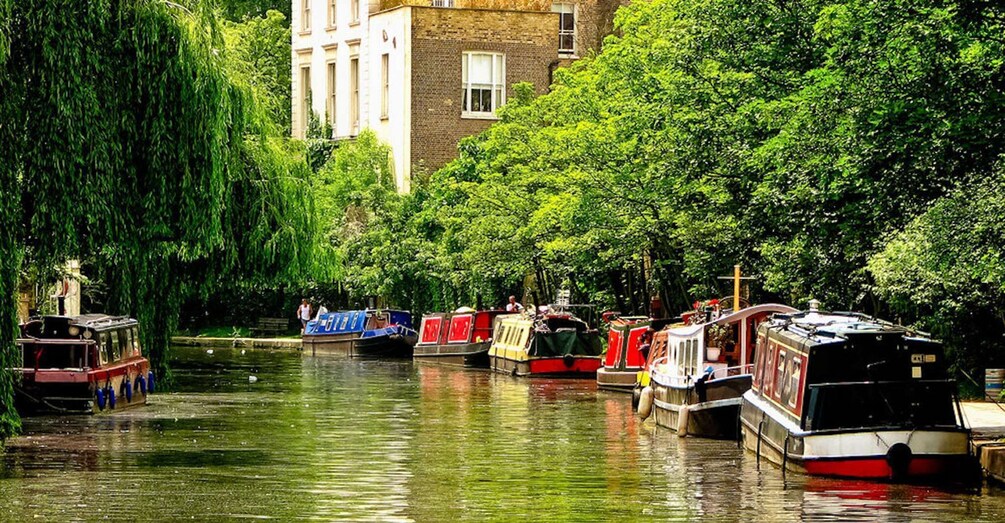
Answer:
[962,401,1005,485]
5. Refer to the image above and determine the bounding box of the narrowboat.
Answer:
[488,310,603,377]
[597,316,677,392]
[304,309,417,358]
[739,302,977,482]
[15,314,153,414]
[413,308,512,367]
[636,302,795,439]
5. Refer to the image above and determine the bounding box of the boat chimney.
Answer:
[808,299,821,312]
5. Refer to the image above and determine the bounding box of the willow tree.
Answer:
[0,0,319,439]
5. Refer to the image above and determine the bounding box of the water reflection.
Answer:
[0,347,1002,520]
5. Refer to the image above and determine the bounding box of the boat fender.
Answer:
[95,388,106,410]
[136,375,147,395]
[107,387,116,409]
[563,354,575,368]
[631,387,642,410]
[677,405,689,437]
[886,443,912,480]
[147,371,156,393]
[637,386,654,419]
[123,377,133,402]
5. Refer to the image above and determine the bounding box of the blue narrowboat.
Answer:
[303,309,417,358]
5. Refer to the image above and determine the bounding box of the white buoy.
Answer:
[637,386,654,419]
[248,375,258,383]
[677,405,690,437]
[206,349,214,355]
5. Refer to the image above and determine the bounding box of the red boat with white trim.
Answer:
[740,301,978,482]
[15,314,154,414]
[413,308,512,367]
[597,316,676,392]
[488,309,603,377]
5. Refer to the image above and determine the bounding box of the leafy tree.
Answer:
[222,9,292,134]
[215,0,290,21]
[0,0,320,439]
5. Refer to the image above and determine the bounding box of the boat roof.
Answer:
[51,314,137,331]
[665,303,796,338]
[765,310,931,345]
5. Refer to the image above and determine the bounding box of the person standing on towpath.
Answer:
[297,299,312,334]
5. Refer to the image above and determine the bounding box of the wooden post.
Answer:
[733,265,741,313]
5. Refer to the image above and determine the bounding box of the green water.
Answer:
[2,347,1004,521]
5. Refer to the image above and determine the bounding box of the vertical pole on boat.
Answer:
[782,436,789,478]
[733,265,741,313]
[756,418,764,469]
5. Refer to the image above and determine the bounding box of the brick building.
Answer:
[292,0,624,192]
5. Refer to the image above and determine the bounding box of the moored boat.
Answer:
[304,309,417,357]
[597,316,677,392]
[739,302,978,482]
[414,308,512,367]
[15,314,153,414]
[488,309,603,377]
[636,302,795,439]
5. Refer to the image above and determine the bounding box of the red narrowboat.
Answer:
[413,308,512,367]
[488,310,603,377]
[740,302,978,482]
[597,316,677,392]
[15,314,153,414]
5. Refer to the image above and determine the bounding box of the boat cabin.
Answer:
[645,304,795,383]
[418,309,509,347]
[307,309,413,337]
[20,314,143,371]
[752,310,962,432]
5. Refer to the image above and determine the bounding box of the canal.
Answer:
[2,347,1004,520]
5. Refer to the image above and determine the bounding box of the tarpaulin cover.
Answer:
[530,331,603,357]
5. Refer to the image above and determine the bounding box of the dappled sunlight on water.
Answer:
[1,347,1004,520]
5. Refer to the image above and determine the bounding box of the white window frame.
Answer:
[326,60,337,134]
[351,0,360,23]
[299,65,312,138]
[432,0,455,6]
[301,0,311,32]
[350,55,360,134]
[380,54,389,119]
[553,2,576,56]
[328,0,337,28]
[461,51,505,119]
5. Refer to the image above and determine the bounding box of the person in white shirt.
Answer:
[506,296,524,312]
[296,299,312,334]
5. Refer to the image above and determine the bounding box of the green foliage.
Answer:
[0,0,321,439]
[222,9,292,134]
[214,0,290,22]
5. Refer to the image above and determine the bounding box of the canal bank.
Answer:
[965,401,1005,485]
[171,335,301,350]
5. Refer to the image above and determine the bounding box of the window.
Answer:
[788,358,802,408]
[351,0,359,23]
[349,55,360,133]
[328,0,337,27]
[299,65,312,138]
[301,0,311,32]
[461,52,504,116]
[380,54,389,119]
[552,3,575,55]
[326,61,337,132]
[432,0,454,6]
[132,327,141,356]
[774,351,786,399]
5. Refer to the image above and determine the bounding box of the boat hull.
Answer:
[302,333,359,356]
[740,393,977,482]
[413,341,490,368]
[16,361,150,415]
[596,367,642,392]
[650,374,751,439]
[354,333,417,358]
[490,355,601,377]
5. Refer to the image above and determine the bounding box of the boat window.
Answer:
[111,330,122,361]
[788,358,802,408]
[100,332,112,364]
[341,314,350,330]
[132,327,141,355]
[497,325,509,346]
[121,329,131,357]
[774,351,786,400]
